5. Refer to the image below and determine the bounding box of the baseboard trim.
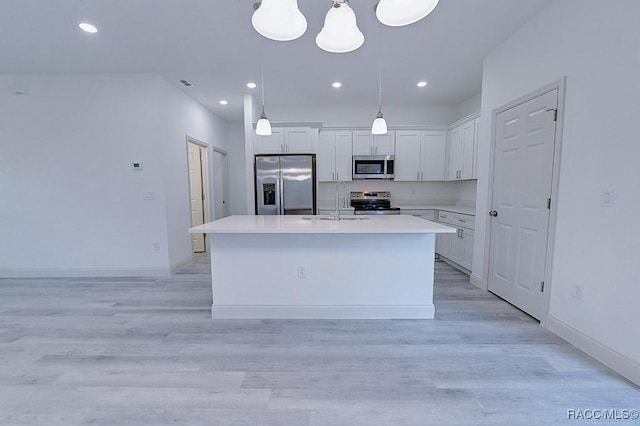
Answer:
[545,314,640,386]
[170,255,194,274]
[0,267,170,278]
[211,304,436,320]
[469,274,485,290]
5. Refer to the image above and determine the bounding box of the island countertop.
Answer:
[189,215,455,235]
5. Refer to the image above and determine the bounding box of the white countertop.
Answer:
[189,215,456,235]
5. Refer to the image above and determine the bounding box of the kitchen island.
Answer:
[189,215,454,319]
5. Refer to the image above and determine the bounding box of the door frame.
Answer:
[186,136,212,252]
[482,78,566,326]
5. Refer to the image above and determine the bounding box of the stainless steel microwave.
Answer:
[352,155,395,180]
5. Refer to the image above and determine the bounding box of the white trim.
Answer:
[170,255,194,274]
[483,78,566,323]
[211,304,435,320]
[0,267,170,278]
[545,315,640,386]
[448,110,481,129]
[469,274,485,290]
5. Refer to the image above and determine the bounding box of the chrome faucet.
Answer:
[334,179,347,221]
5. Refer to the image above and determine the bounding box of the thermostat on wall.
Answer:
[132,162,143,171]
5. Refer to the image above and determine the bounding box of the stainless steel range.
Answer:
[350,191,401,215]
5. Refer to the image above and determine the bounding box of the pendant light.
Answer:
[371,26,387,135]
[252,0,307,41]
[256,54,272,136]
[375,0,440,27]
[316,0,364,54]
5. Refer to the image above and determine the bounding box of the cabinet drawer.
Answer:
[451,213,475,230]
[438,211,451,224]
[402,209,436,221]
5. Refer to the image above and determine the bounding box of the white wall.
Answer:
[0,73,227,276]
[457,93,482,120]
[476,0,640,380]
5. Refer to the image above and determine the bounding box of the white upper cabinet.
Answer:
[318,130,352,182]
[352,131,395,155]
[395,130,446,181]
[448,118,478,180]
[255,127,318,154]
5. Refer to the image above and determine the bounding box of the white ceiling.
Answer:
[0,0,553,122]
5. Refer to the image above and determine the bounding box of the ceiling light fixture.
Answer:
[375,0,440,27]
[332,82,342,88]
[417,81,428,87]
[78,22,98,33]
[252,0,307,42]
[316,0,364,53]
[219,100,229,105]
[246,82,257,89]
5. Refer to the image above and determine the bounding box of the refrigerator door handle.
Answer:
[277,171,284,214]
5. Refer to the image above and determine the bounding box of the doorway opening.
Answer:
[187,140,210,253]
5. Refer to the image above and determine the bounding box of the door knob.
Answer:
[489,210,498,217]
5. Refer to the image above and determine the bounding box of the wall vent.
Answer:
[179,79,193,87]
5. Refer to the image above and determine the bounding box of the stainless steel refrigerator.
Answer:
[255,154,317,215]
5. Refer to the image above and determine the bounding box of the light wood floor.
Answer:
[0,256,637,425]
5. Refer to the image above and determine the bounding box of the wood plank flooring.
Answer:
[0,256,637,425]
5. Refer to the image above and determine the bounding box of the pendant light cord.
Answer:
[260,37,266,114]
[377,24,383,114]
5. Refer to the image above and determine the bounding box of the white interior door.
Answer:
[188,142,206,253]
[488,89,558,320]
[212,150,230,219]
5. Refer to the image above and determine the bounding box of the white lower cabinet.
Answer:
[436,210,474,273]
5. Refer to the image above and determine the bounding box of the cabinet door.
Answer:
[448,126,462,180]
[460,120,475,179]
[394,131,421,181]
[352,131,373,155]
[449,228,465,265]
[317,131,336,182]
[461,229,474,270]
[285,128,316,153]
[436,233,451,258]
[254,128,285,154]
[373,132,395,155]
[334,131,353,181]
[421,131,447,180]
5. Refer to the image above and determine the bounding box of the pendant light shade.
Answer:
[376,0,440,27]
[371,111,387,135]
[252,0,307,41]
[256,109,272,136]
[315,1,364,53]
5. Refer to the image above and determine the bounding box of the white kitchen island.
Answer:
[189,215,454,319]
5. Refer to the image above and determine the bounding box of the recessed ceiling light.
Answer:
[332,82,342,88]
[417,81,428,88]
[246,82,257,89]
[219,100,228,105]
[78,22,98,33]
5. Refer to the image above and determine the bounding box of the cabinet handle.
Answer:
[281,144,284,153]
[460,229,464,238]
[421,172,424,180]
[417,172,420,180]
[336,172,339,180]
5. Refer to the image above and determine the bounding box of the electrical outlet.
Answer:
[153,242,160,251]
[572,285,584,300]
[297,266,306,279]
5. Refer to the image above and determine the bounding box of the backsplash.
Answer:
[318,180,476,207]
